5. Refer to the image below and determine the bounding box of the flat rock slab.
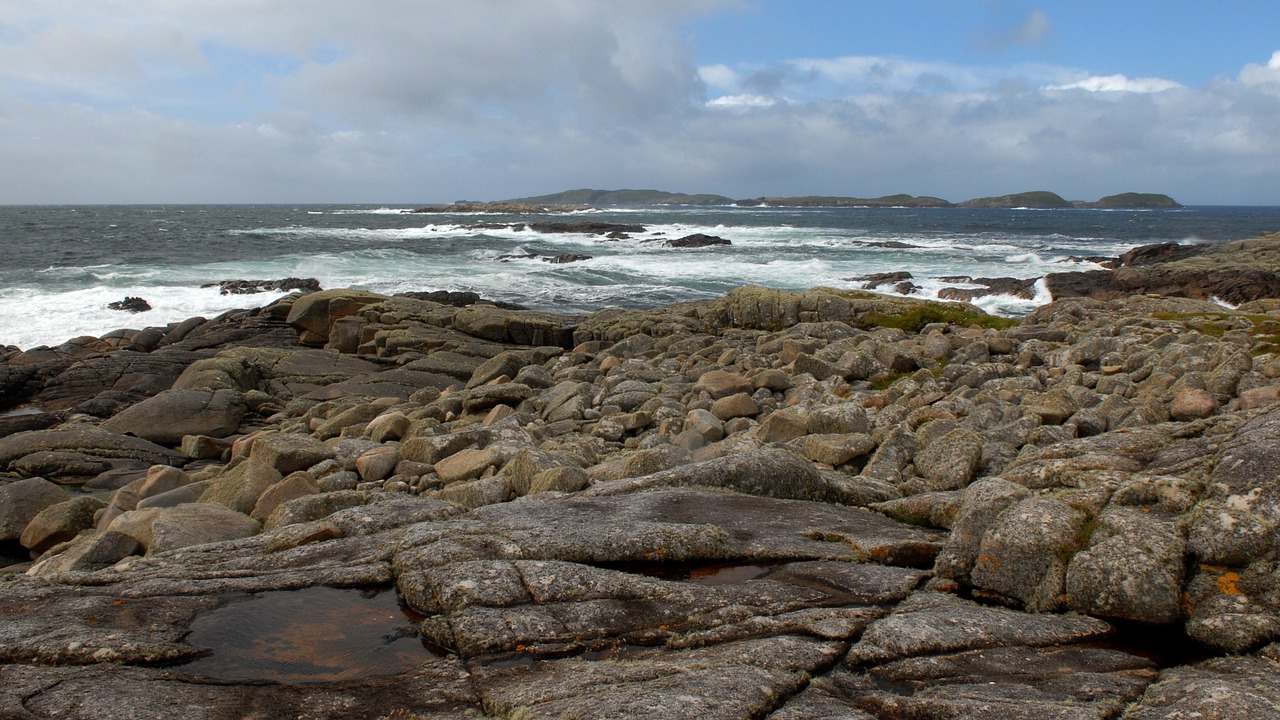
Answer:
[0,656,480,720]
[470,634,846,720]
[430,487,944,567]
[0,426,184,470]
[1122,655,1280,719]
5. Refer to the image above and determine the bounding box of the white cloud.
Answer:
[1238,50,1280,88]
[706,94,778,108]
[1047,74,1184,93]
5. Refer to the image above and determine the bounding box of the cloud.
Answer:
[0,5,1278,205]
[1238,50,1280,88]
[1047,74,1184,93]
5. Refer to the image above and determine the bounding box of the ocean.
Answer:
[2,203,1279,351]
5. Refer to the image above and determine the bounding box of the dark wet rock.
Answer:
[851,271,912,289]
[937,276,1038,301]
[665,233,731,248]
[203,277,322,295]
[528,220,645,235]
[106,296,151,313]
[0,650,480,719]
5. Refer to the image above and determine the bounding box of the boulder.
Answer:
[435,448,504,485]
[0,478,70,541]
[19,496,106,555]
[968,496,1088,612]
[27,530,140,575]
[584,448,834,503]
[285,289,387,345]
[101,389,246,445]
[148,504,261,554]
[249,432,335,474]
[693,370,753,399]
[250,472,319,523]
[913,428,983,490]
[198,460,282,515]
[1064,507,1184,624]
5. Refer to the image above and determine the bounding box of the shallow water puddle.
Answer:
[177,586,444,684]
[600,560,781,585]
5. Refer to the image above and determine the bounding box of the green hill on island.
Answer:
[1085,192,1182,209]
[957,191,1074,209]
[736,194,953,208]
[506,188,735,206]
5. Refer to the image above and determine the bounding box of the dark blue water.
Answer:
[1,204,1277,349]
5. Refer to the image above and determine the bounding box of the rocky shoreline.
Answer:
[3,244,1280,717]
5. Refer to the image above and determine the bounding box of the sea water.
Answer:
[1,203,1278,350]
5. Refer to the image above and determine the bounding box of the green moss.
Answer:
[859,305,1017,333]
[869,371,915,391]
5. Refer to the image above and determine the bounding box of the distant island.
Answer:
[411,188,1181,212]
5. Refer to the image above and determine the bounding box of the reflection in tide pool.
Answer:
[178,586,443,684]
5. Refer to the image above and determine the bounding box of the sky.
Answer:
[1,1,1278,205]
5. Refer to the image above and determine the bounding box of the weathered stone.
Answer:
[19,496,106,554]
[620,444,693,478]
[1170,387,1217,420]
[969,496,1088,611]
[438,475,507,510]
[694,370,754,399]
[250,432,335,474]
[147,503,261,554]
[807,403,869,435]
[1184,499,1277,566]
[1123,656,1280,719]
[934,478,1032,585]
[198,460,282,515]
[100,389,246,444]
[1064,507,1184,624]
[803,434,875,467]
[1023,389,1078,425]
[285,288,386,344]
[847,592,1113,666]
[757,409,808,444]
[466,351,532,389]
[913,427,983,490]
[528,466,590,494]
[366,411,411,442]
[28,530,140,575]
[0,477,70,541]
[435,447,504,485]
[263,489,371,531]
[250,471,319,523]
[0,427,183,469]
[710,392,758,420]
[313,402,386,440]
[354,445,402,483]
[585,448,835,504]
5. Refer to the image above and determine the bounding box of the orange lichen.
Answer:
[1216,571,1243,595]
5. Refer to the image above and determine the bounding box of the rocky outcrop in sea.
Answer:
[3,243,1280,717]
